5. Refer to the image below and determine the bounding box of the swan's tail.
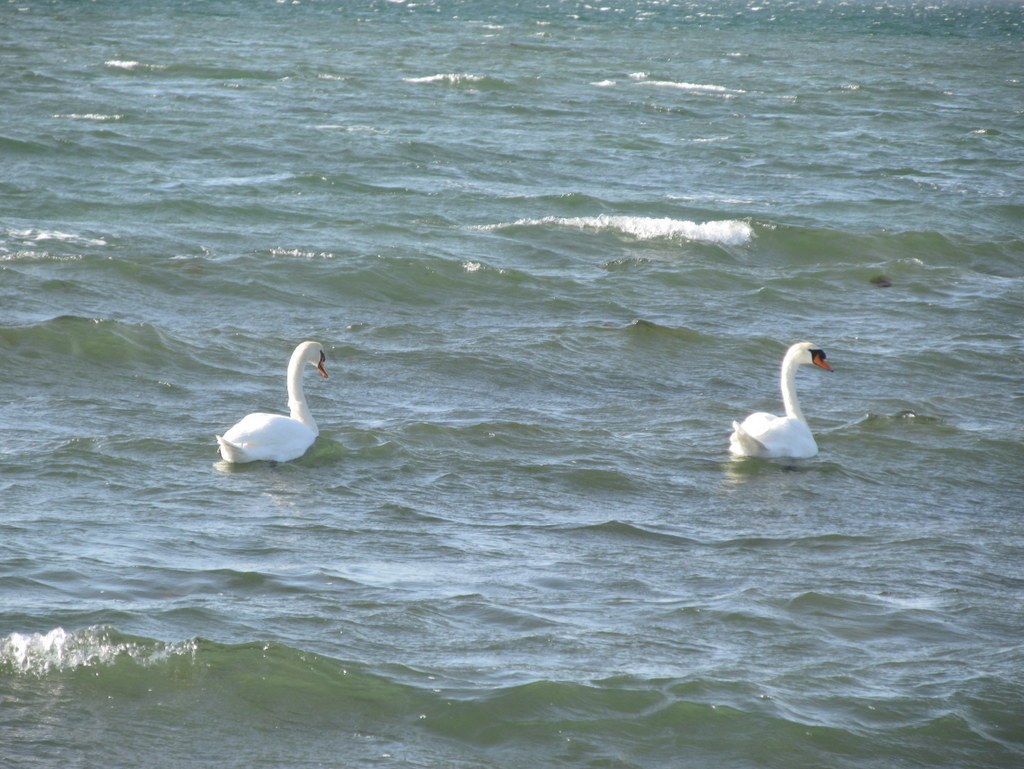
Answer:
[729,421,765,458]
[216,435,248,464]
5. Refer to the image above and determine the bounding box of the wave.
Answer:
[625,318,710,342]
[753,222,1024,276]
[0,317,225,388]
[564,519,701,546]
[52,112,125,122]
[3,227,107,247]
[623,71,745,95]
[1,626,195,676]
[0,316,180,362]
[0,227,108,263]
[637,80,746,96]
[0,134,55,155]
[103,60,279,80]
[103,59,154,70]
[404,72,482,85]
[403,73,510,89]
[2,626,1016,767]
[473,215,754,246]
[0,251,83,264]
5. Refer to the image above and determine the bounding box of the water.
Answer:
[2,1,1023,766]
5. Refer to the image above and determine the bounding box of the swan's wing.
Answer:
[221,412,288,444]
[729,414,771,457]
[216,434,250,463]
[730,412,818,458]
[218,412,317,463]
[758,417,817,458]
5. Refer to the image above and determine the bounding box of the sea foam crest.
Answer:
[627,71,743,94]
[7,228,107,246]
[403,73,485,85]
[53,113,124,121]
[638,80,745,95]
[0,251,82,263]
[0,627,195,676]
[268,247,335,259]
[103,60,165,72]
[477,215,753,246]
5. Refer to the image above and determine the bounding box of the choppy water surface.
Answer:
[2,1,1022,767]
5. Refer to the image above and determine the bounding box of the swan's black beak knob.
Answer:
[317,351,329,379]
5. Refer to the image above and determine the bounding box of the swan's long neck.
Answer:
[780,350,805,423]
[286,349,318,434]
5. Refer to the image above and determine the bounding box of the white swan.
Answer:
[216,341,328,463]
[729,341,833,459]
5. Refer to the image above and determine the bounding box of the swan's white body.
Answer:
[729,341,833,459]
[216,341,328,464]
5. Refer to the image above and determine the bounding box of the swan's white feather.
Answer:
[729,413,817,459]
[217,413,316,463]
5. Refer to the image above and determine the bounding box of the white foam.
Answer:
[403,73,484,85]
[53,113,124,121]
[474,215,753,246]
[8,228,107,246]
[314,123,387,134]
[0,627,196,676]
[638,80,745,95]
[103,60,164,72]
[269,247,335,259]
[2,628,76,674]
[0,251,82,263]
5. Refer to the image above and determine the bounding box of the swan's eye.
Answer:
[811,349,825,360]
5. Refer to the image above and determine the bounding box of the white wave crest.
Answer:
[7,228,107,246]
[53,113,124,121]
[638,80,745,95]
[103,60,164,72]
[269,247,335,259]
[403,73,485,85]
[0,251,82,263]
[0,627,196,676]
[475,215,753,246]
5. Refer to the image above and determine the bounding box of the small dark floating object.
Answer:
[870,275,893,287]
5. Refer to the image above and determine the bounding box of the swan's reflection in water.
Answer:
[720,455,816,488]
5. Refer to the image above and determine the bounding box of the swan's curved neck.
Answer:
[287,349,318,434]
[780,350,805,423]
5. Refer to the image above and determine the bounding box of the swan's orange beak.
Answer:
[812,350,833,372]
[317,351,329,379]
